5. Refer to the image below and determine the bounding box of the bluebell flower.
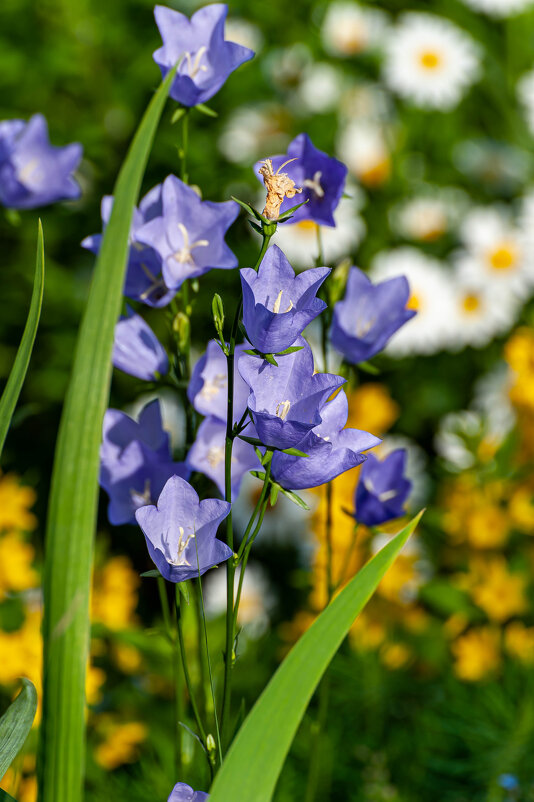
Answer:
[354,449,412,527]
[255,133,347,226]
[135,474,232,583]
[153,4,254,107]
[188,340,250,424]
[0,114,82,209]
[240,245,330,353]
[238,336,345,450]
[82,186,177,308]
[100,399,188,525]
[168,782,209,802]
[331,267,415,364]
[271,389,380,490]
[186,416,261,496]
[112,309,168,381]
[136,175,239,291]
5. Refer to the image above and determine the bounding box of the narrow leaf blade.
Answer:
[209,512,423,802]
[0,679,38,780]
[38,69,175,802]
[0,221,44,458]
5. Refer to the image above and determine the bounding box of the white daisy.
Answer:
[337,120,391,187]
[225,18,264,53]
[392,188,467,242]
[272,191,366,270]
[518,69,534,135]
[472,363,516,439]
[203,563,274,638]
[383,13,480,110]
[296,63,345,114]
[448,267,520,349]
[434,410,485,471]
[370,247,456,356]
[461,0,534,17]
[321,2,389,57]
[338,82,392,125]
[218,104,290,165]
[458,206,531,295]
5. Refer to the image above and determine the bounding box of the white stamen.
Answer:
[272,289,294,314]
[167,525,195,567]
[355,315,376,338]
[200,373,226,400]
[171,223,209,266]
[378,489,398,502]
[138,261,167,301]
[207,446,225,468]
[275,400,291,420]
[18,158,41,184]
[183,46,208,79]
[130,479,152,508]
[302,170,325,198]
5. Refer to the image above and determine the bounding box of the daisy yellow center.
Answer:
[488,243,517,271]
[419,50,442,70]
[406,293,420,311]
[462,293,480,313]
[295,220,319,235]
[336,23,366,55]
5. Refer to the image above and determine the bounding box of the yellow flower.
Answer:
[0,532,38,600]
[504,621,534,664]
[347,383,399,437]
[91,556,139,630]
[94,720,147,770]
[380,642,412,670]
[0,474,37,532]
[505,327,534,413]
[466,504,509,549]
[349,611,386,651]
[377,554,420,605]
[509,484,534,534]
[86,664,106,706]
[451,627,501,681]
[112,643,143,675]
[466,557,527,622]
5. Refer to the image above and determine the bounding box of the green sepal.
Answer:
[277,484,310,510]
[238,435,264,448]
[276,346,303,356]
[264,353,278,366]
[276,198,309,222]
[250,471,266,482]
[281,447,309,457]
[139,569,161,579]
[269,484,280,506]
[171,107,187,124]
[249,220,263,235]
[195,103,218,117]
[177,581,190,605]
[358,360,380,375]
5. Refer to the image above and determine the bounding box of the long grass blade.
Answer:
[0,222,44,459]
[209,511,423,802]
[0,679,38,781]
[38,70,175,802]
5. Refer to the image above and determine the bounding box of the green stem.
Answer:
[175,586,211,777]
[192,582,208,723]
[236,459,272,563]
[158,577,182,775]
[233,490,270,631]
[196,576,223,767]
[181,110,189,183]
[220,230,273,746]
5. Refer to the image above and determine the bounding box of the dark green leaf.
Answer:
[0,679,38,781]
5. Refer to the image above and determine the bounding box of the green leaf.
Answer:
[357,360,380,375]
[209,512,423,802]
[140,569,161,579]
[277,485,310,510]
[195,103,218,117]
[0,790,17,801]
[171,107,187,124]
[38,68,175,802]
[0,679,38,781]
[0,222,44,459]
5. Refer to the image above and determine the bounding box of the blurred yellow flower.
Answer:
[94,719,147,770]
[349,611,386,651]
[504,621,534,664]
[378,554,420,605]
[0,474,37,532]
[467,557,527,622]
[0,532,38,599]
[86,664,106,706]
[505,327,534,413]
[18,775,37,802]
[509,484,534,534]
[0,609,42,690]
[451,627,501,681]
[380,642,412,670]
[347,383,399,436]
[465,503,509,549]
[112,642,143,675]
[91,556,139,630]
